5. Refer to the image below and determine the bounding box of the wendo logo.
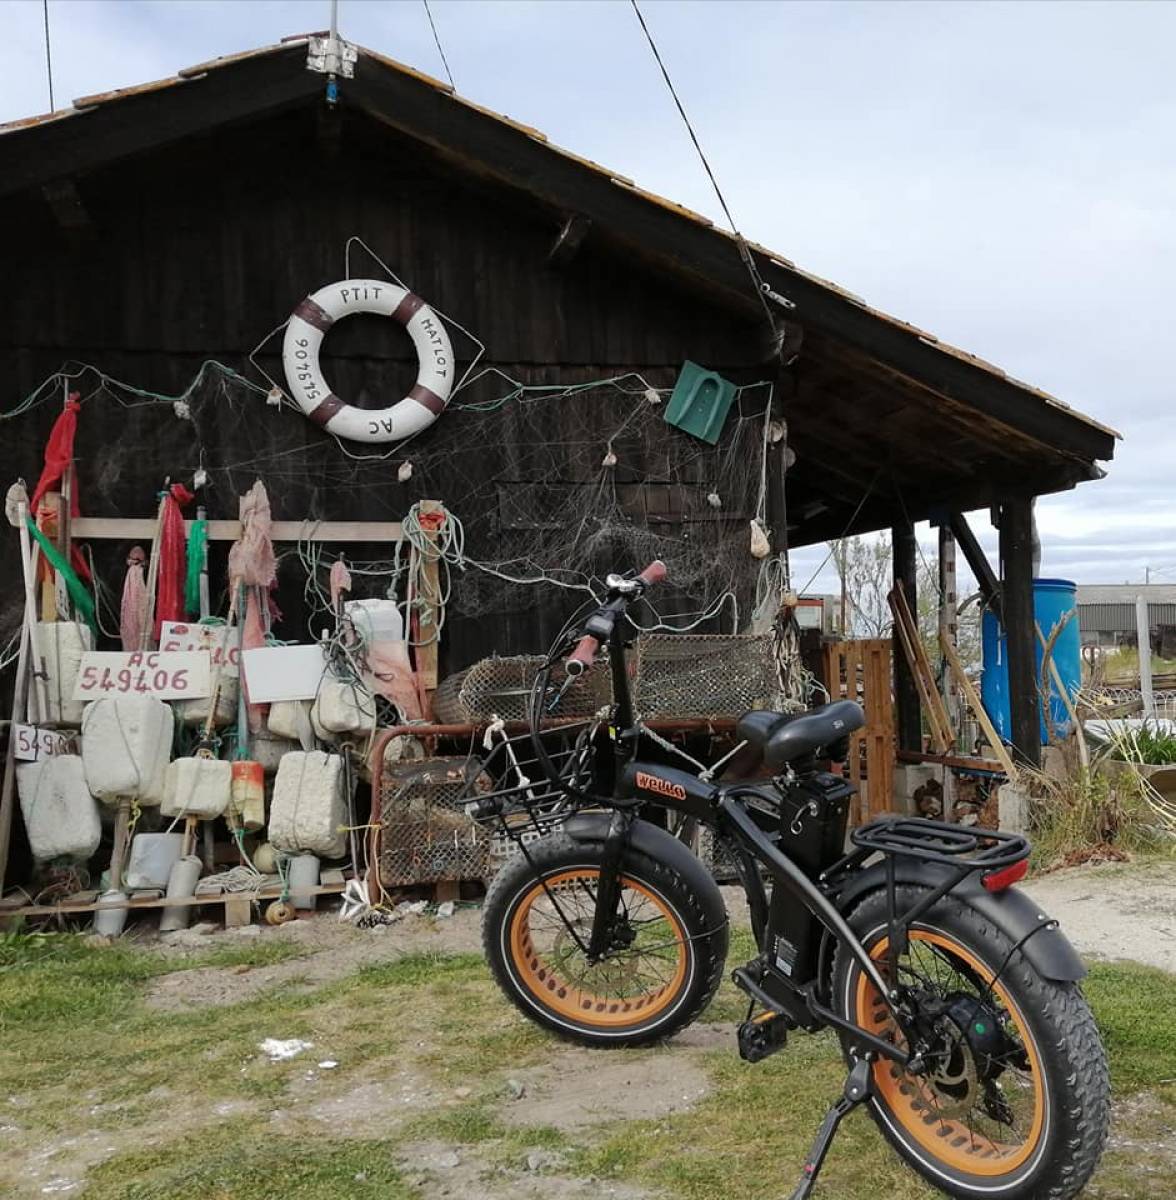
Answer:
[634,771,688,802]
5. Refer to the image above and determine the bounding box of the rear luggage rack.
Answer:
[850,816,1030,873]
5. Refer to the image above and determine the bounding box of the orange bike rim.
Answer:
[855,930,1046,1177]
[509,869,689,1027]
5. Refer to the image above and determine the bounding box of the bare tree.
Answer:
[828,532,980,668]
[829,533,893,638]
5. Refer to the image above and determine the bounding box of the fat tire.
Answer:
[832,886,1109,1200]
[483,831,729,1048]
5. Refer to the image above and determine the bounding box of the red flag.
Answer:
[32,394,91,582]
[154,483,195,641]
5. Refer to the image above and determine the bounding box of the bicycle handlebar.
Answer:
[565,635,600,677]
[563,560,667,676]
[636,559,668,586]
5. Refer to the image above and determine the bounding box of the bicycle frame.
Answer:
[476,570,1087,1200]
[594,619,913,1063]
[504,584,1036,1074]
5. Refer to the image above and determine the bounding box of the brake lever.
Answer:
[546,673,577,714]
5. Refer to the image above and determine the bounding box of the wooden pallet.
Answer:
[823,638,896,823]
[1,881,347,927]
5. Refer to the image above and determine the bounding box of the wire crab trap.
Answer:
[464,720,603,872]
[432,655,612,724]
[634,633,783,719]
[378,757,496,887]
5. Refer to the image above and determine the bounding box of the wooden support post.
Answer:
[38,492,64,621]
[948,511,1003,624]
[938,524,959,817]
[109,797,131,892]
[414,500,444,713]
[892,521,922,753]
[223,894,253,928]
[763,373,792,635]
[999,500,1040,768]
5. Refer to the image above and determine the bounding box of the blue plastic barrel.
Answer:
[980,578,1081,745]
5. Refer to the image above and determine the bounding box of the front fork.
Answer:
[586,807,634,961]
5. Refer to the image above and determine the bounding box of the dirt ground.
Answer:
[7,866,1176,1199]
[144,903,487,1011]
[140,862,1176,1013]
[1023,859,1176,973]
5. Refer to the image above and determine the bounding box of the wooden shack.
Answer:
[0,35,1116,781]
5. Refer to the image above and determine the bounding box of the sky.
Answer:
[4,0,1174,596]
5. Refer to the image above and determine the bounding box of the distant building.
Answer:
[796,594,843,636]
[1077,584,1176,650]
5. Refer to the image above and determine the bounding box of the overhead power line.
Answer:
[42,0,55,111]
[628,0,780,328]
[422,0,457,91]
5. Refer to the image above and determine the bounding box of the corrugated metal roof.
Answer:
[1078,601,1176,634]
[0,36,1122,443]
[1078,585,1176,605]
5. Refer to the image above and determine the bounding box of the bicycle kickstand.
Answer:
[787,1057,873,1200]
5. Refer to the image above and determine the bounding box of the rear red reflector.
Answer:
[982,859,1030,892]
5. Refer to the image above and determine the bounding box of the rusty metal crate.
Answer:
[379,757,494,887]
[432,654,611,724]
[634,633,783,720]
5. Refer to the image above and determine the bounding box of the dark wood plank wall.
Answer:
[0,107,770,671]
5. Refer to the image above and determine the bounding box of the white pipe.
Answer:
[17,502,49,724]
[1137,595,1155,718]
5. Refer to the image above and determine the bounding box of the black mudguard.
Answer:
[562,812,726,914]
[832,859,1087,982]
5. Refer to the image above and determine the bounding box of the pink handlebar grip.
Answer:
[637,559,668,586]
[565,635,600,676]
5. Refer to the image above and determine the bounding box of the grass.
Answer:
[1084,961,1176,1093]
[1027,762,1175,869]
[1,930,1174,1198]
[81,1130,415,1200]
[1105,720,1176,766]
[1100,647,1176,684]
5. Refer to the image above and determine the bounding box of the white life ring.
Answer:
[281,279,455,443]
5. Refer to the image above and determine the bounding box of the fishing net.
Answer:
[4,356,786,677]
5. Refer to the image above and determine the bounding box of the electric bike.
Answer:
[472,562,1109,1199]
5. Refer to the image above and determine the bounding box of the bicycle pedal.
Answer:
[738,1011,791,1063]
